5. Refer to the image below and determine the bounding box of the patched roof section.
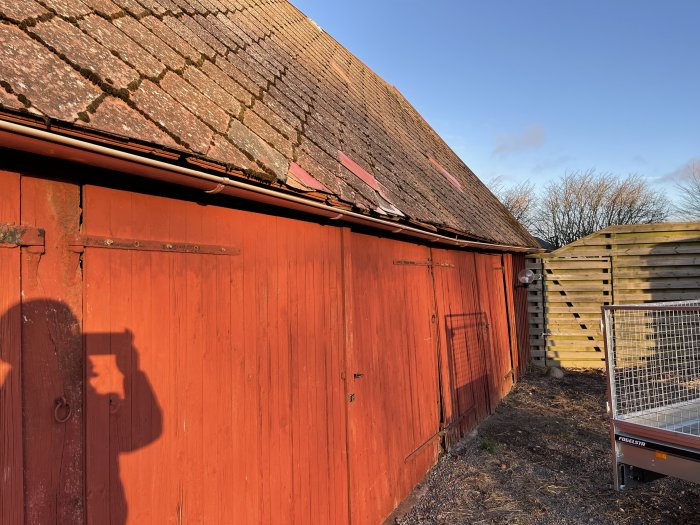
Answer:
[0,0,537,248]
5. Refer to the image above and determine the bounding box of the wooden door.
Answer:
[344,231,440,525]
[431,248,491,448]
[82,185,349,524]
[19,176,84,525]
[475,253,515,409]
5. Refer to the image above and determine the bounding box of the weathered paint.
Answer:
[82,185,349,524]
[507,254,531,378]
[475,253,515,409]
[1,164,528,525]
[432,248,491,448]
[345,233,440,525]
[20,176,84,525]
[0,171,22,525]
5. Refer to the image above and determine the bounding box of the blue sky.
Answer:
[292,1,699,203]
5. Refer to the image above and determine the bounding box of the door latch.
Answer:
[353,373,364,379]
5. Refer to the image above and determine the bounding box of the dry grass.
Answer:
[396,370,700,525]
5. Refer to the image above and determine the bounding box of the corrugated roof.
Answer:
[0,0,537,248]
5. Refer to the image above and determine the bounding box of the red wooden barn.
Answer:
[0,1,538,523]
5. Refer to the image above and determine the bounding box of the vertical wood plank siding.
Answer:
[20,177,84,524]
[345,233,439,524]
[83,185,348,524]
[1,168,528,525]
[0,171,22,525]
[527,223,700,368]
[475,254,515,408]
[432,249,491,448]
[510,254,531,377]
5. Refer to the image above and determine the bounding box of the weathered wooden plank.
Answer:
[21,177,84,525]
[613,231,700,244]
[578,231,700,246]
[613,278,700,290]
[0,170,22,525]
[540,294,612,303]
[546,351,606,359]
[543,283,611,292]
[545,318,604,325]
[432,248,491,448]
[542,272,612,281]
[613,255,700,268]
[614,266,700,278]
[546,245,613,256]
[614,244,700,257]
[537,259,610,269]
[615,290,700,303]
[549,359,606,369]
[545,340,604,348]
[530,305,607,314]
[606,222,700,234]
[532,329,600,337]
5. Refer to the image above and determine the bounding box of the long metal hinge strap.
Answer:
[0,223,45,251]
[68,234,240,256]
[393,260,454,267]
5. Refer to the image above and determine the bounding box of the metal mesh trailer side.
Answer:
[603,301,700,489]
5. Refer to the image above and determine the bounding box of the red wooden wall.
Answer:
[0,165,528,525]
[432,249,490,448]
[82,185,349,524]
[345,234,440,524]
[0,171,22,524]
[509,254,531,378]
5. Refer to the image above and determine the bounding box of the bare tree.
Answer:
[532,170,670,248]
[489,177,537,230]
[674,162,700,220]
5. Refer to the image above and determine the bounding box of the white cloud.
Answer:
[492,123,545,158]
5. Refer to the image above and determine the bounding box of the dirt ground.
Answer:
[396,369,700,525]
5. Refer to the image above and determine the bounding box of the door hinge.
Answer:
[0,223,45,253]
[68,234,240,256]
[393,260,454,268]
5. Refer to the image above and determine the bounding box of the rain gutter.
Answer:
[0,119,540,254]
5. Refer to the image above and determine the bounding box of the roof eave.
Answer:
[0,117,541,254]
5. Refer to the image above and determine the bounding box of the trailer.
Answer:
[603,300,700,489]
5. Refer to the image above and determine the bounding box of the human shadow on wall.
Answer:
[442,312,492,449]
[0,300,162,525]
[86,327,163,524]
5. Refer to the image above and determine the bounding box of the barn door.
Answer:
[0,174,84,525]
[431,248,491,449]
[81,185,349,524]
[344,231,440,525]
[475,253,515,410]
